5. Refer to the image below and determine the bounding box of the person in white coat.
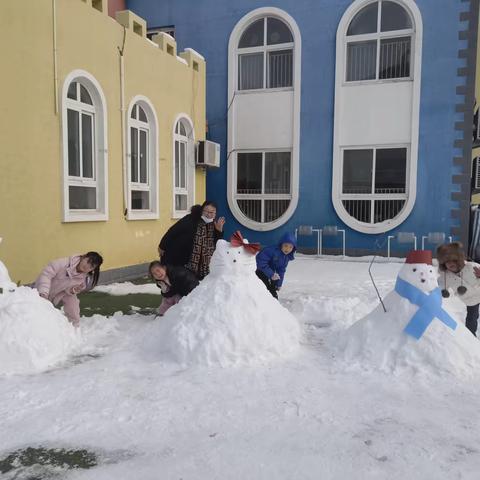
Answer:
[437,242,480,336]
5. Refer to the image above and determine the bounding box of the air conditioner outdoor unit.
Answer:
[196,140,220,168]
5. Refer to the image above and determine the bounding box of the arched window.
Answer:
[62,70,108,222]
[228,8,301,231]
[173,116,195,216]
[332,0,422,234]
[237,17,294,90]
[345,0,413,82]
[127,96,159,219]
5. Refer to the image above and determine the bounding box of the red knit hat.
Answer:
[405,250,432,265]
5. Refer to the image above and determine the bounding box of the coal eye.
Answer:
[238,251,241,254]
[413,268,417,272]
[227,251,230,254]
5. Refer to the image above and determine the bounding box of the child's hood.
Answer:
[278,232,297,260]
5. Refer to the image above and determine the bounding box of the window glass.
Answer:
[131,127,138,183]
[346,40,377,81]
[264,199,290,222]
[343,149,373,194]
[139,129,147,184]
[381,1,412,32]
[379,37,410,79]
[268,49,293,88]
[238,199,262,222]
[138,106,147,122]
[81,114,93,178]
[67,109,80,177]
[238,53,264,90]
[237,152,263,193]
[264,152,291,194]
[347,3,378,35]
[69,186,96,209]
[175,194,188,211]
[267,17,293,45]
[131,190,149,210]
[374,148,407,193]
[238,18,264,48]
[67,82,77,100]
[174,141,180,188]
[80,85,93,105]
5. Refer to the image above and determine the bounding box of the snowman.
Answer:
[147,231,301,367]
[340,250,480,377]
[0,252,78,375]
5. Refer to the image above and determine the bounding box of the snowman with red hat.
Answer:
[340,250,480,377]
[145,231,300,367]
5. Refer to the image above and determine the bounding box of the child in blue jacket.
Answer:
[256,232,297,298]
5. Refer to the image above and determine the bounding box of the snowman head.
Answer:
[209,232,261,276]
[398,250,438,293]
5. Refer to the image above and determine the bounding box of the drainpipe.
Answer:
[52,0,58,115]
[118,27,128,217]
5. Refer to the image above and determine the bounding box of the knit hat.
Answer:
[405,250,432,265]
[436,242,465,268]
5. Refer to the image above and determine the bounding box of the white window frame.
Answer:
[340,144,410,225]
[234,149,292,224]
[61,70,108,222]
[344,0,415,85]
[227,7,301,231]
[332,0,422,234]
[236,17,294,92]
[126,95,159,220]
[172,114,195,218]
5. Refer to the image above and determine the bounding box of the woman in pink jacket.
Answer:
[35,252,103,327]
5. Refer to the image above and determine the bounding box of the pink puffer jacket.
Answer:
[35,255,89,308]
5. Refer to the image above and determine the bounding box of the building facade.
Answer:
[0,0,206,282]
[127,0,479,255]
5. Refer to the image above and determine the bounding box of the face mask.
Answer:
[201,215,214,224]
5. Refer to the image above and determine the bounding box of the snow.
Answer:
[144,239,300,366]
[0,261,79,375]
[1,256,480,479]
[93,282,161,296]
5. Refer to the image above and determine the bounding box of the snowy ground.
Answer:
[1,256,480,479]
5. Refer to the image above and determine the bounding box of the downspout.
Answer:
[52,0,58,115]
[118,27,128,217]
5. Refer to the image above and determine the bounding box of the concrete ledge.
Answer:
[98,262,150,285]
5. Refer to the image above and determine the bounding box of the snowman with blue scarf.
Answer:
[341,250,480,376]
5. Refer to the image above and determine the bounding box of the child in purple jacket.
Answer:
[255,232,297,299]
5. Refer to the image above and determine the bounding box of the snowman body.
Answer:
[340,261,480,377]
[148,239,300,367]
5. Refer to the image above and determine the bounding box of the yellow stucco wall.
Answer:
[0,0,206,283]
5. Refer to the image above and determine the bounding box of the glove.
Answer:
[271,273,280,281]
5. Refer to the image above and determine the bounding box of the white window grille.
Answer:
[345,0,413,83]
[341,146,408,224]
[62,72,108,222]
[173,118,194,216]
[237,17,293,91]
[235,151,292,223]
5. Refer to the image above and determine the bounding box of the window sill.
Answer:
[236,87,294,95]
[172,211,189,220]
[126,211,159,221]
[342,78,413,87]
[63,211,108,223]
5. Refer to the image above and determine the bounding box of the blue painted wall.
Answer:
[127,0,467,253]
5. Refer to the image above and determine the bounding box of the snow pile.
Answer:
[0,260,79,375]
[147,239,300,366]
[339,259,480,377]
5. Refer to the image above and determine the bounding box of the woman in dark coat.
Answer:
[149,261,199,316]
[158,201,225,279]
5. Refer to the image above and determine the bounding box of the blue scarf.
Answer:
[394,277,457,340]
